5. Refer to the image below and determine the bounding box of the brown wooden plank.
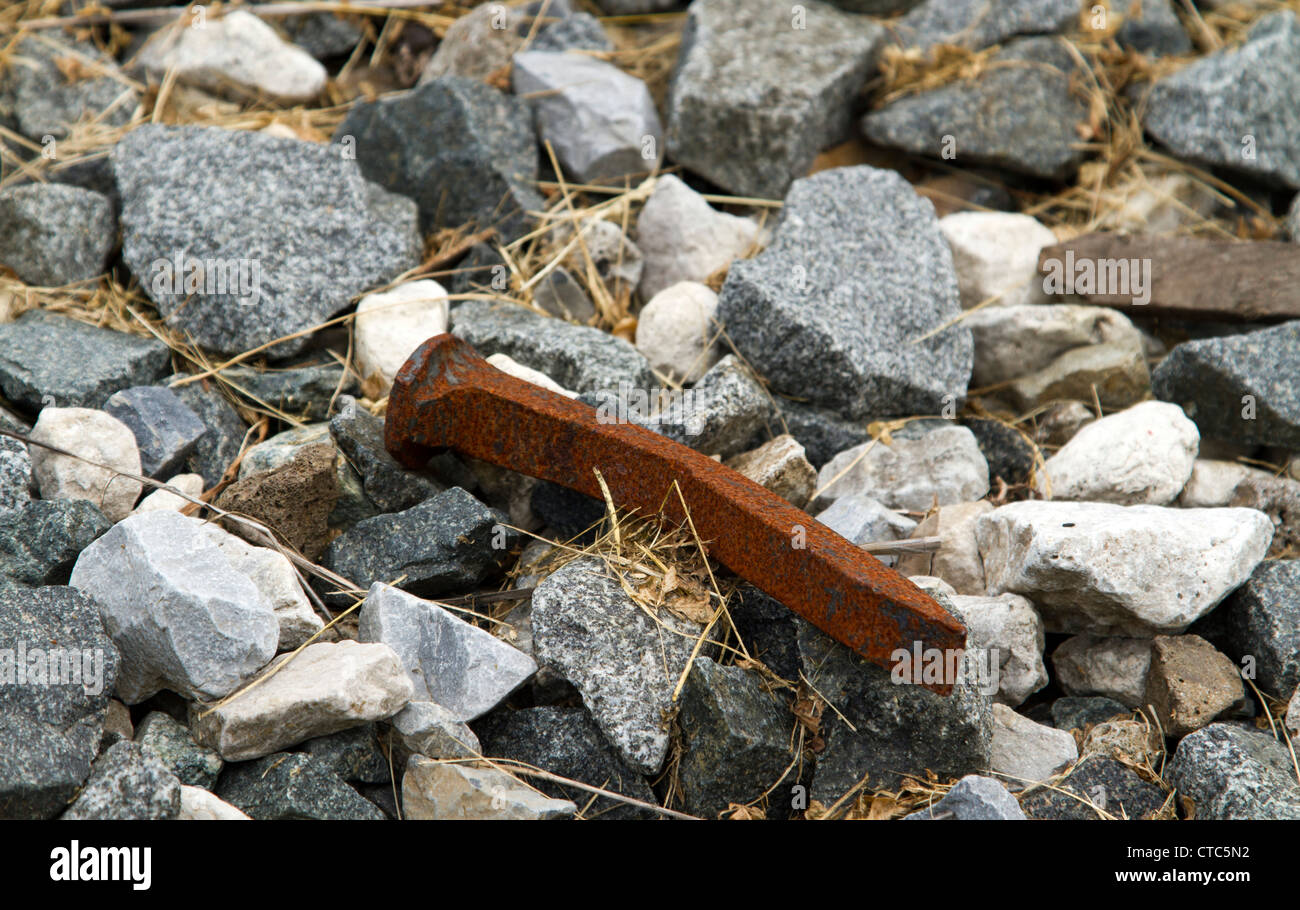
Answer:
[1036,233,1300,321]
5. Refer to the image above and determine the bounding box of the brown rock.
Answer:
[215,443,339,560]
[1143,635,1246,738]
[724,434,816,507]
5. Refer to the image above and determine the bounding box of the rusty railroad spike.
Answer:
[384,334,967,695]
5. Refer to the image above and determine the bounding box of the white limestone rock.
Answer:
[29,407,143,522]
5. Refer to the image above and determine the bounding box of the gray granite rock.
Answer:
[418,0,576,82]
[0,436,31,516]
[892,0,1077,54]
[102,385,207,479]
[62,741,181,820]
[134,710,222,789]
[335,76,541,239]
[1193,559,1300,698]
[533,12,614,53]
[221,362,358,421]
[0,184,115,287]
[513,52,663,183]
[862,37,1088,180]
[1051,696,1132,732]
[0,310,170,411]
[904,774,1026,820]
[0,585,120,819]
[1168,723,1300,819]
[69,510,280,703]
[1112,0,1192,56]
[666,0,885,198]
[0,34,138,141]
[1144,11,1300,188]
[1021,755,1166,819]
[298,723,390,785]
[798,611,994,798]
[452,299,654,394]
[532,557,704,774]
[322,487,518,601]
[1151,321,1300,449]
[717,166,970,422]
[169,377,248,488]
[359,583,537,721]
[114,124,421,358]
[217,751,385,820]
[677,658,792,818]
[0,499,110,587]
[474,705,656,819]
[329,397,442,513]
[388,700,482,760]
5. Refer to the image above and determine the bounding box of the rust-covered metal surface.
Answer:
[385,334,967,694]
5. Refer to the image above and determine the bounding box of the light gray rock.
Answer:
[132,473,204,515]
[61,741,181,820]
[532,557,703,774]
[533,11,614,53]
[948,593,1048,707]
[114,124,421,358]
[69,510,280,703]
[939,212,1056,309]
[0,184,115,287]
[192,640,412,761]
[138,10,327,104]
[990,703,1078,786]
[814,494,917,550]
[402,756,576,819]
[452,299,654,394]
[893,0,1078,53]
[0,34,138,141]
[817,425,989,511]
[1168,723,1300,819]
[1144,11,1300,189]
[862,37,1087,180]
[966,304,1144,387]
[29,407,143,523]
[895,500,992,595]
[353,280,449,396]
[1051,635,1152,708]
[634,175,758,300]
[1178,459,1274,508]
[178,785,250,820]
[904,774,1026,820]
[102,385,207,480]
[635,281,721,385]
[419,0,575,82]
[1005,339,1150,412]
[512,52,663,182]
[358,582,537,721]
[388,700,482,760]
[724,434,816,507]
[717,166,971,422]
[1036,401,1199,505]
[977,501,1273,635]
[666,0,885,198]
[533,267,596,323]
[633,354,770,458]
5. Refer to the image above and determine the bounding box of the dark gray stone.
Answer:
[677,658,792,818]
[222,362,358,421]
[772,399,872,469]
[963,417,1038,486]
[717,166,970,422]
[170,377,248,488]
[1144,11,1300,189]
[335,76,541,239]
[532,556,706,774]
[0,436,32,516]
[0,585,120,819]
[904,774,1025,819]
[1193,560,1300,698]
[729,585,803,682]
[534,267,596,322]
[1168,723,1300,819]
[298,723,390,785]
[62,741,181,820]
[0,499,110,587]
[329,396,442,513]
[0,184,115,287]
[474,705,656,819]
[0,310,170,411]
[322,486,516,600]
[281,11,364,58]
[666,0,885,199]
[451,299,654,394]
[216,752,385,819]
[863,36,1088,180]
[114,124,421,358]
[1050,695,1132,732]
[892,0,1077,54]
[650,356,772,458]
[0,34,138,141]
[1113,0,1192,56]
[532,12,614,53]
[102,385,207,479]
[798,610,993,798]
[134,710,223,789]
[529,481,606,542]
[1152,321,1300,449]
[1021,755,1166,819]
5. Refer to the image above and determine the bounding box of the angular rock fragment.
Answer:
[947,593,1048,707]
[896,500,992,594]
[135,710,223,789]
[634,175,758,300]
[990,704,1078,786]
[102,385,207,479]
[61,741,181,821]
[217,751,385,820]
[0,499,109,587]
[1192,559,1300,698]
[1143,635,1246,738]
[0,184,115,287]
[214,442,338,561]
[329,397,442,514]
[1168,723,1300,819]
[1051,635,1152,709]
[1020,755,1166,819]
[0,34,138,141]
[29,407,143,523]
[903,774,1025,820]
[817,425,989,511]
[402,756,575,820]
[724,435,816,507]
